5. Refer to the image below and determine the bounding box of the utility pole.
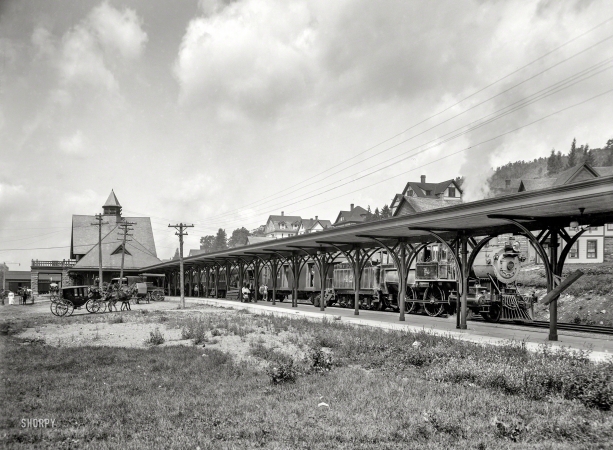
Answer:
[169,223,194,309]
[117,221,136,286]
[91,214,108,290]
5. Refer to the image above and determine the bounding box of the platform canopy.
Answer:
[142,176,613,270]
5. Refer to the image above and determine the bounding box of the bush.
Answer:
[146,328,165,346]
[109,315,124,324]
[181,318,208,345]
[309,348,334,373]
[266,360,297,384]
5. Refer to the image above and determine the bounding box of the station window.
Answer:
[586,240,597,259]
[569,242,579,259]
[448,187,455,197]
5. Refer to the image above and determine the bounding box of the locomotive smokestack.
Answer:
[350,204,354,211]
[421,175,426,184]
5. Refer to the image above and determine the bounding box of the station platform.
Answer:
[171,296,613,362]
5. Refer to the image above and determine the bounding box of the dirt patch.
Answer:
[14,305,308,367]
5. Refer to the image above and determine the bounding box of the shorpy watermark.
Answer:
[20,418,56,429]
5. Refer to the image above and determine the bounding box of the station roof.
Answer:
[141,176,613,271]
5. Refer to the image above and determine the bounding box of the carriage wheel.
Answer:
[89,299,102,314]
[65,300,75,317]
[152,290,164,302]
[86,299,94,313]
[50,302,60,316]
[423,286,445,317]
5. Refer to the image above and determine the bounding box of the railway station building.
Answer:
[29,191,162,295]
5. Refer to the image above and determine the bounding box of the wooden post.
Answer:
[271,260,278,306]
[549,228,559,341]
[214,265,219,298]
[399,244,406,322]
[460,235,468,330]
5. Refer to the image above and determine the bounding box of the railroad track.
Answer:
[468,316,613,335]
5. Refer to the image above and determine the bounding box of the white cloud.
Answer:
[59,130,87,156]
[59,24,118,91]
[89,2,148,60]
[174,0,317,118]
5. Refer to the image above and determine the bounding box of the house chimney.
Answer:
[350,203,354,211]
[420,175,426,184]
[315,215,318,220]
[281,211,284,216]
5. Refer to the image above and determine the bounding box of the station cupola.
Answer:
[102,190,122,217]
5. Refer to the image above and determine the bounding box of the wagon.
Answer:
[133,273,165,303]
[50,285,91,317]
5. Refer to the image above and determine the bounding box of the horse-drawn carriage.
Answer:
[50,283,135,317]
[114,274,165,304]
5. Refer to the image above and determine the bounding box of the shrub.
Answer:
[309,348,334,373]
[181,318,208,345]
[146,328,165,346]
[266,360,297,384]
[211,328,222,337]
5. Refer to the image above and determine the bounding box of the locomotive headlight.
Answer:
[506,261,515,271]
[512,241,521,252]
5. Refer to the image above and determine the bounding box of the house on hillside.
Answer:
[391,175,463,217]
[65,190,161,285]
[264,212,302,239]
[497,163,613,264]
[333,204,368,227]
[297,216,332,235]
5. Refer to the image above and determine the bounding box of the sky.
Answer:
[1,0,612,267]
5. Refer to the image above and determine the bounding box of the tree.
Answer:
[213,228,228,252]
[454,176,464,187]
[605,138,613,165]
[567,138,578,168]
[555,151,563,173]
[583,144,594,166]
[364,205,374,222]
[380,204,392,219]
[172,248,180,260]
[228,227,251,248]
[373,207,381,221]
[547,148,557,175]
[199,235,215,253]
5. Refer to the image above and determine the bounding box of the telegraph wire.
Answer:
[194,25,613,222]
[192,60,613,229]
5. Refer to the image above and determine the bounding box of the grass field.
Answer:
[2,305,613,449]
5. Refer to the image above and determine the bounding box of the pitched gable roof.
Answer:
[72,221,161,270]
[299,218,332,232]
[553,163,600,186]
[265,215,302,232]
[402,179,461,197]
[392,196,462,217]
[333,206,368,226]
[595,166,613,177]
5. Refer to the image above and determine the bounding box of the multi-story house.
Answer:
[391,175,463,217]
[297,216,332,235]
[264,212,302,239]
[332,204,369,227]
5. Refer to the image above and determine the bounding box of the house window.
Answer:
[448,187,455,197]
[408,190,414,196]
[569,242,579,259]
[586,240,597,259]
[425,190,431,196]
[607,223,613,230]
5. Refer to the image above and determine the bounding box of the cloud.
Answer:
[59,130,87,156]
[174,0,317,118]
[59,24,118,91]
[58,2,147,91]
[89,2,148,60]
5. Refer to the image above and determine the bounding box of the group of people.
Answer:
[240,284,269,301]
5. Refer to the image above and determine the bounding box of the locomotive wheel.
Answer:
[405,301,416,314]
[423,286,445,317]
[482,303,501,322]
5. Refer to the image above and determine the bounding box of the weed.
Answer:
[181,317,209,344]
[109,315,124,324]
[211,328,222,337]
[146,328,165,346]
[266,360,297,384]
[309,347,334,373]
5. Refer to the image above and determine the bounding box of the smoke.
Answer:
[459,142,497,202]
